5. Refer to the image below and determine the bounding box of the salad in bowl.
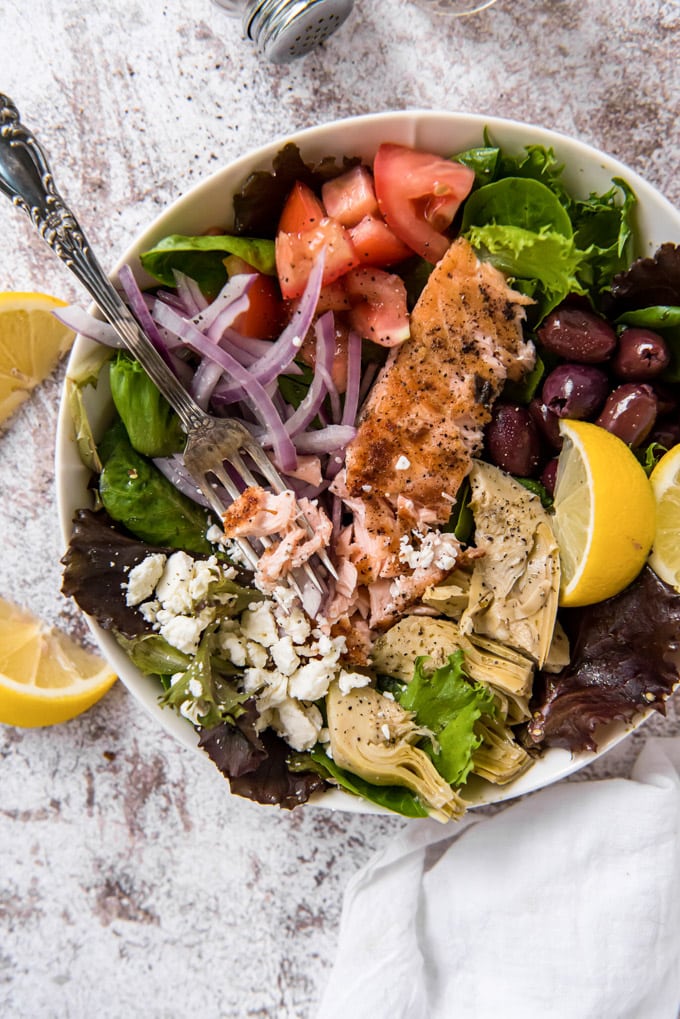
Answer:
[56,111,680,821]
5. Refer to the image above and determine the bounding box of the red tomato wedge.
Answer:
[278,181,326,234]
[345,267,410,348]
[276,219,360,300]
[299,316,351,393]
[348,214,413,266]
[321,166,380,227]
[373,143,475,264]
[224,256,285,339]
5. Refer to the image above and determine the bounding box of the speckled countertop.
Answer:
[1,2,679,1016]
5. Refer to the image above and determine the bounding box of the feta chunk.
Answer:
[273,699,323,751]
[156,551,195,615]
[270,636,300,677]
[240,602,279,648]
[125,554,167,606]
[246,640,269,669]
[219,633,248,668]
[159,614,205,655]
[189,557,220,601]
[288,658,337,701]
[338,669,372,695]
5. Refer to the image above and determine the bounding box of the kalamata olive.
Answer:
[595,383,658,448]
[649,418,680,450]
[652,382,680,418]
[537,306,617,363]
[611,328,670,381]
[528,398,563,450]
[541,363,609,419]
[540,458,559,496]
[486,404,542,476]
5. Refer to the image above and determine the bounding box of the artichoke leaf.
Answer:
[471,715,532,785]
[326,682,466,822]
[459,461,560,667]
[373,617,534,702]
[421,568,471,619]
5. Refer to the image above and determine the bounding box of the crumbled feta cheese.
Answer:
[240,601,279,648]
[125,554,167,606]
[156,551,195,615]
[189,557,220,601]
[206,524,224,545]
[180,700,203,725]
[188,677,204,698]
[242,667,269,695]
[380,723,391,742]
[220,633,248,667]
[159,614,205,655]
[285,606,312,645]
[361,484,372,493]
[139,599,160,625]
[246,640,269,669]
[273,699,322,751]
[271,636,300,677]
[318,727,330,744]
[338,669,371,695]
[257,671,289,712]
[288,658,337,701]
[395,455,411,470]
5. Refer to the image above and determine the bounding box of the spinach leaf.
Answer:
[306,747,430,818]
[451,145,500,188]
[116,632,192,676]
[398,652,496,787]
[139,234,276,299]
[109,352,185,458]
[616,305,680,329]
[572,178,637,291]
[99,427,212,554]
[462,177,574,238]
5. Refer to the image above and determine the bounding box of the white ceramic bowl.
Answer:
[56,110,680,815]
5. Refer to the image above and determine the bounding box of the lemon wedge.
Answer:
[648,444,680,592]
[0,597,117,727]
[552,420,656,608]
[0,291,74,426]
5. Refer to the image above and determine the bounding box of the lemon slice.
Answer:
[648,444,680,592]
[552,420,656,608]
[0,291,75,426]
[0,598,117,727]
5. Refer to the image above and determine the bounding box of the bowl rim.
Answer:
[55,107,680,816]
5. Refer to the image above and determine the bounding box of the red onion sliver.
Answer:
[152,301,297,472]
[53,305,123,348]
[341,329,362,427]
[292,425,356,454]
[118,264,179,374]
[284,312,334,437]
[173,270,208,317]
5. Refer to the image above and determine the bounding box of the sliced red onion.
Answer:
[215,253,324,403]
[192,274,254,333]
[284,312,335,437]
[151,302,297,472]
[358,360,379,406]
[118,264,180,374]
[173,270,208,317]
[342,329,362,427]
[53,305,123,348]
[292,425,356,454]
[153,454,210,507]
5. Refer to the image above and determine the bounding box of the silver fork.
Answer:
[0,93,335,597]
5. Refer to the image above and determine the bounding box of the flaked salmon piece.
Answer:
[345,237,534,531]
[255,498,333,592]
[222,487,298,538]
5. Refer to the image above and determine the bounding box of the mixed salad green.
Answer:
[60,130,680,820]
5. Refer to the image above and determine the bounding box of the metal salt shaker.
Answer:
[211,0,355,63]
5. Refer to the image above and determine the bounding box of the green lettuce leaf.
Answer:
[109,352,185,458]
[305,747,430,818]
[99,425,212,554]
[398,652,496,786]
[462,177,574,238]
[159,625,249,729]
[572,178,637,290]
[139,234,276,299]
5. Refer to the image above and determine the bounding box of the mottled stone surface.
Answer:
[0,1,679,1016]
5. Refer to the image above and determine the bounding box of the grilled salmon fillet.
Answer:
[342,237,534,581]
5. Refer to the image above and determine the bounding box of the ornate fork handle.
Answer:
[0,93,204,433]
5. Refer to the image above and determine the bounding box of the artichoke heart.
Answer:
[373,617,534,721]
[459,461,560,667]
[472,715,532,785]
[326,682,466,822]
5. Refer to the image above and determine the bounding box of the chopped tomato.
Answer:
[348,215,413,266]
[373,143,475,264]
[315,279,351,314]
[345,267,410,348]
[321,166,379,227]
[278,181,326,234]
[276,219,360,300]
[299,317,351,393]
[223,255,285,339]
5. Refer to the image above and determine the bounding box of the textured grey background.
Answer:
[1,1,679,1016]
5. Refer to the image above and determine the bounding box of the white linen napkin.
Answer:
[318,738,680,1019]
